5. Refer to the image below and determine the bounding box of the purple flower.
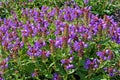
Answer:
[46,51,50,57]
[31,73,36,77]
[0,2,2,6]
[14,39,24,49]
[84,58,91,69]
[61,57,74,70]
[61,59,66,65]
[40,50,51,58]
[96,49,113,60]
[61,59,70,65]
[74,41,80,51]
[41,6,49,12]
[27,46,41,57]
[103,67,108,72]
[69,56,74,61]
[42,20,49,28]
[68,38,72,45]
[0,57,9,69]
[61,57,74,65]
[0,77,4,80]
[28,0,33,2]
[2,40,9,49]
[104,67,118,77]
[21,29,29,37]
[69,50,73,54]
[109,73,114,77]
[73,9,82,18]
[53,73,60,80]
[48,8,57,17]
[66,64,74,70]
[84,58,99,69]
[96,51,104,59]
[34,40,46,49]
[31,71,38,77]
[69,31,76,39]
[55,37,62,48]
[84,0,89,5]
[64,11,74,21]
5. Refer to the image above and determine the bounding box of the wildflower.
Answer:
[41,6,49,12]
[27,46,41,57]
[65,64,74,70]
[61,57,74,70]
[84,0,89,5]
[28,0,33,2]
[31,70,38,77]
[61,59,69,65]
[21,29,29,37]
[55,37,62,48]
[46,51,50,57]
[74,41,80,51]
[34,40,46,49]
[0,57,9,69]
[84,58,100,70]
[104,67,118,77]
[53,73,60,80]
[64,12,74,21]
[40,50,51,59]
[96,49,114,61]
[0,2,2,6]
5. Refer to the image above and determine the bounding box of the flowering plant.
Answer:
[0,2,120,80]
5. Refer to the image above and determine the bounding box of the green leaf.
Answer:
[45,73,53,79]
[48,62,55,69]
[68,69,76,74]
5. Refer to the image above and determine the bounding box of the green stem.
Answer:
[64,74,68,80]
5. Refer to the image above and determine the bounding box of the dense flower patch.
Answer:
[0,5,120,79]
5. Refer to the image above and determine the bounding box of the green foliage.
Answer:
[75,0,120,16]
[0,0,120,19]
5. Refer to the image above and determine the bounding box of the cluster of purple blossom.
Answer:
[53,73,61,80]
[104,67,120,77]
[27,40,50,58]
[61,56,74,70]
[0,5,120,79]
[0,57,9,70]
[96,49,114,61]
[84,58,100,70]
